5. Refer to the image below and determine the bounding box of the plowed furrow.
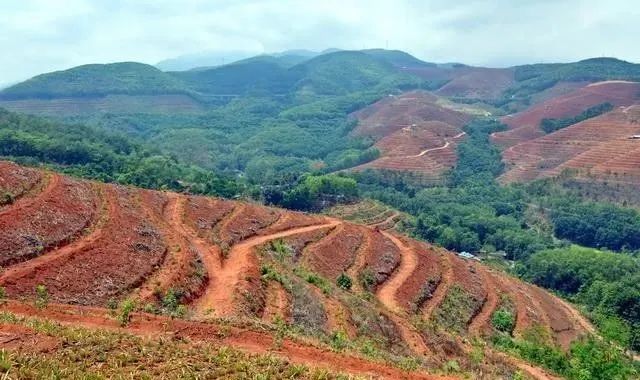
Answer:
[421,250,453,320]
[0,185,113,285]
[376,231,418,314]
[195,220,342,318]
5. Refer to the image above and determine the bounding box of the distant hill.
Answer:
[361,49,436,68]
[156,50,260,71]
[0,62,190,100]
[289,50,423,95]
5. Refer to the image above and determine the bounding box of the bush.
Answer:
[117,299,136,326]
[336,273,352,290]
[491,309,515,333]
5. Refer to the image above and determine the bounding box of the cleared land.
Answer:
[0,162,597,379]
[349,91,473,181]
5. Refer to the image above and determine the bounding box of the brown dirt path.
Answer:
[0,301,454,380]
[421,250,453,320]
[368,211,400,229]
[376,231,418,313]
[468,268,499,335]
[196,220,342,317]
[0,185,113,285]
[345,229,372,293]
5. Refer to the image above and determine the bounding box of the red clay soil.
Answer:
[351,91,471,139]
[279,227,334,262]
[1,301,451,380]
[433,67,515,100]
[309,286,357,338]
[182,195,236,238]
[303,223,365,281]
[0,185,166,306]
[0,161,43,204]
[421,249,453,321]
[527,285,586,348]
[215,203,282,249]
[468,267,500,336]
[0,174,98,266]
[494,81,640,148]
[498,275,550,337]
[345,228,372,292]
[361,230,401,290]
[259,210,323,235]
[0,323,60,353]
[499,106,640,184]
[134,191,207,304]
[447,256,488,325]
[261,280,291,323]
[376,232,421,314]
[194,220,342,318]
[349,92,472,179]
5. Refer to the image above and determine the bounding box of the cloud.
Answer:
[1,0,638,83]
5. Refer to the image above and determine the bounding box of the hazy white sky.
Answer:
[1,0,638,84]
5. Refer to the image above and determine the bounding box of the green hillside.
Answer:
[361,48,436,68]
[0,108,239,196]
[290,50,423,95]
[0,62,191,99]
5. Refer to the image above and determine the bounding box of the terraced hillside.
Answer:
[500,105,640,184]
[493,81,640,148]
[349,91,474,181]
[0,161,597,379]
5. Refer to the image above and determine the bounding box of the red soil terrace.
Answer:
[0,162,596,379]
[494,81,640,148]
[500,105,640,184]
[350,91,473,181]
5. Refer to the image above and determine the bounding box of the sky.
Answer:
[1,0,639,85]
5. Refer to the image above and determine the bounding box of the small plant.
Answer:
[0,287,6,304]
[491,308,515,334]
[106,298,118,316]
[0,192,14,206]
[329,330,350,351]
[117,299,136,326]
[443,360,461,374]
[358,268,375,291]
[336,273,352,290]
[34,285,48,309]
[273,315,288,349]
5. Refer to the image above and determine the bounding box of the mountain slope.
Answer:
[0,161,597,379]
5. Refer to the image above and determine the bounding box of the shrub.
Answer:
[117,299,136,326]
[336,273,352,290]
[491,308,515,334]
[34,285,48,309]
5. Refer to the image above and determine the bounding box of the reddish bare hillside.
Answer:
[349,91,472,179]
[500,106,640,183]
[0,174,98,266]
[494,81,640,148]
[0,163,599,379]
[0,161,43,205]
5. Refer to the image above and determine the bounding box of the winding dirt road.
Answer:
[376,231,418,313]
[195,219,342,317]
[407,132,466,158]
[421,250,453,320]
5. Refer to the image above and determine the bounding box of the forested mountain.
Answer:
[0,62,191,99]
